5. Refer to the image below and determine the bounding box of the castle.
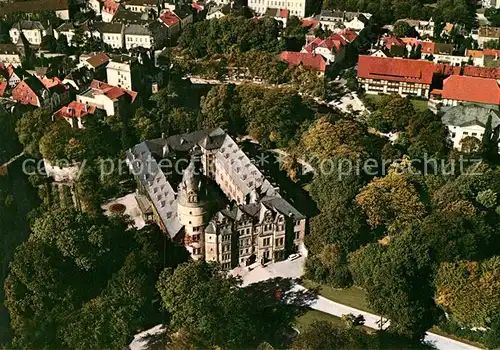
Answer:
[126,128,307,269]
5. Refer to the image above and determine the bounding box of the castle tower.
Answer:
[177,157,209,261]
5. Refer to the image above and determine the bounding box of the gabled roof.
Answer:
[483,48,500,57]
[479,26,500,38]
[88,79,138,102]
[279,51,327,72]
[94,22,123,34]
[85,52,110,69]
[357,55,436,84]
[383,35,405,50]
[463,66,500,80]
[11,20,49,31]
[0,43,20,55]
[103,0,120,14]
[438,75,500,105]
[0,81,6,97]
[301,18,319,28]
[159,9,180,27]
[264,8,289,19]
[466,49,484,58]
[442,104,500,128]
[53,101,97,119]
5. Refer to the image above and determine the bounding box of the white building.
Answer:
[102,0,121,22]
[441,105,500,151]
[94,22,124,49]
[247,0,307,18]
[478,26,500,48]
[318,10,372,33]
[123,0,158,12]
[76,80,137,116]
[0,44,22,67]
[9,21,51,46]
[87,0,104,14]
[106,59,134,90]
[483,0,500,9]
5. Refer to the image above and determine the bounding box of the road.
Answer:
[234,258,480,350]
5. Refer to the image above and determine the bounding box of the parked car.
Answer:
[288,253,300,261]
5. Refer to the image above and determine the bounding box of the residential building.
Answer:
[301,29,357,64]
[279,51,327,75]
[478,26,500,48]
[79,52,110,71]
[357,55,436,97]
[247,0,307,18]
[0,44,21,67]
[158,9,181,38]
[102,0,121,22]
[126,128,307,268]
[123,0,159,12]
[63,67,95,92]
[9,20,51,46]
[395,18,435,37]
[0,63,21,87]
[52,101,97,129]
[11,77,65,110]
[483,0,500,8]
[466,49,485,66]
[0,0,70,20]
[429,75,500,112]
[54,22,93,46]
[94,22,124,49]
[463,65,500,80]
[318,10,371,33]
[264,8,289,27]
[207,2,232,19]
[76,79,137,116]
[87,0,104,14]
[124,21,168,49]
[441,105,500,150]
[106,58,137,90]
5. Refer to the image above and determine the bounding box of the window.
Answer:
[294,231,300,239]
[193,248,201,255]
[463,132,469,136]
[472,132,477,136]
[263,237,270,246]
[193,226,200,232]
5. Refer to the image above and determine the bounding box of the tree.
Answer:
[366,95,416,133]
[305,243,353,288]
[40,35,57,52]
[355,167,426,233]
[349,232,442,341]
[38,121,74,163]
[434,257,500,328]
[15,108,52,158]
[460,136,481,154]
[393,21,412,37]
[0,106,22,164]
[157,261,312,348]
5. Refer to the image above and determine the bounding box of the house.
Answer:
[478,26,500,48]
[124,21,168,49]
[87,0,104,14]
[264,8,289,27]
[318,10,371,33]
[123,0,159,13]
[76,79,137,116]
[102,0,121,22]
[0,63,22,87]
[94,22,124,49]
[0,44,21,67]
[483,0,500,8]
[206,2,240,20]
[395,18,435,37]
[106,58,136,90]
[279,51,327,75]
[9,20,51,46]
[79,52,110,71]
[158,9,181,38]
[39,76,71,105]
[52,101,97,129]
[429,75,500,112]
[126,128,307,268]
[441,105,500,151]
[357,55,436,97]
[248,0,307,18]
[0,0,70,20]
[301,30,357,64]
[466,49,485,67]
[54,22,93,46]
[11,77,65,110]
[63,67,95,92]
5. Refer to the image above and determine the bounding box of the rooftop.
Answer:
[438,75,500,105]
[357,55,436,84]
[0,0,68,15]
[85,52,110,69]
[159,9,180,27]
[82,79,138,102]
[463,66,500,80]
[279,51,327,73]
[442,104,500,128]
[53,101,97,119]
[479,26,500,38]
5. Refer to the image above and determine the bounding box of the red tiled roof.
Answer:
[0,81,6,97]
[89,79,138,102]
[420,41,435,55]
[279,9,289,18]
[159,9,180,27]
[463,65,500,80]
[401,37,419,46]
[103,0,119,14]
[357,55,435,84]
[303,30,354,53]
[40,76,63,89]
[191,1,203,12]
[53,101,97,119]
[279,51,327,72]
[6,63,15,78]
[11,80,39,106]
[483,49,500,57]
[86,52,110,68]
[383,36,405,50]
[439,75,500,105]
[340,29,358,43]
[434,63,461,76]
[301,18,319,28]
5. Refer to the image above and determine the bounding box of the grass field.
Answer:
[363,94,429,112]
[302,280,373,313]
[294,309,344,332]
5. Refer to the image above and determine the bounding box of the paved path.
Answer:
[234,258,480,350]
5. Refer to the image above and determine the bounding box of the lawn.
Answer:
[294,309,344,333]
[302,280,373,313]
[362,94,429,112]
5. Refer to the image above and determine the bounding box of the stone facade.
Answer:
[126,129,307,269]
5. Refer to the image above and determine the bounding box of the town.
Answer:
[0,0,499,349]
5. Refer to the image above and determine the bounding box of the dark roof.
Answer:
[0,0,68,15]
[112,7,151,24]
[442,104,500,128]
[12,20,50,31]
[23,76,47,98]
[93,22,123,33]
[124,0,157,5]
[0,43,19,55]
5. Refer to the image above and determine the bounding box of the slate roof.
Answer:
[442,104,500,128]
[94,22,124,33]
[0,43,19,54]
[12,20,49,31]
